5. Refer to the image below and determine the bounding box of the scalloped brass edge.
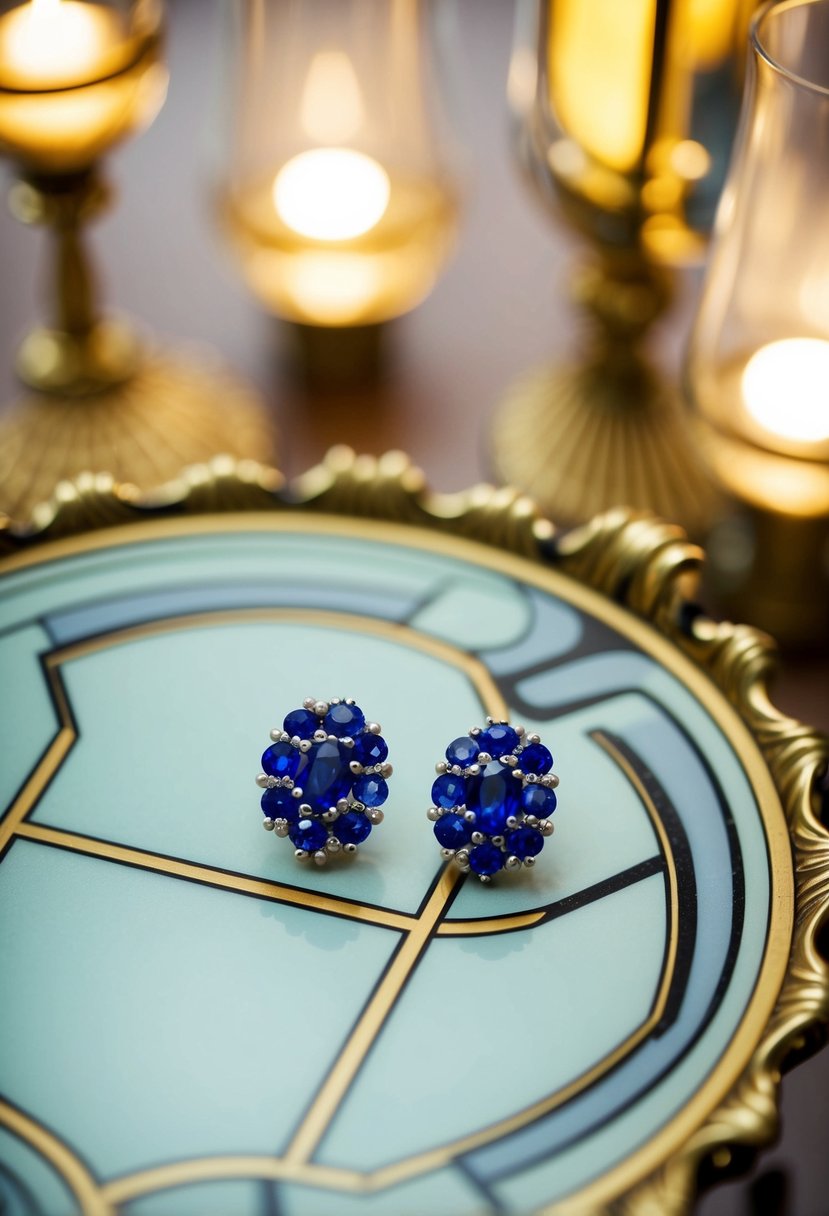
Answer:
[1,447,827,1216]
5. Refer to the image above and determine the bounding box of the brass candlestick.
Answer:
[0,0,273,521]
[492,0,751,532]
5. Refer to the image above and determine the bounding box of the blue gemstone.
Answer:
[445,736,480,766]
[431,773,467,809]
[521,785,557,818]
[434,812,471,850]
[354,732,388,767]
[336,811,372,845]
[283,708,319,739]
[519,742,553,775]
[478,723,519,758]
[261,786,300,822]
[469,842,504,876]
[324,702,366,738]
[301,740,351,811]
[289,818,328,852]
[261,741,302,779]
[467,760,520,835]
[505,826,544,859]
[354,775,388,807]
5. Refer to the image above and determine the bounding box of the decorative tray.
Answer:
[0,450,826,1216]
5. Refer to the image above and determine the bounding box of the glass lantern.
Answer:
[218,0,459,331]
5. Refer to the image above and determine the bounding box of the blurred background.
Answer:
[0,1,826,1210]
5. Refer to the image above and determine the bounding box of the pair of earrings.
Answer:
[254,697,559,884]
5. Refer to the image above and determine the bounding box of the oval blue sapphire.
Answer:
[301,740,351,812]
[505,826,544,859]
[478,723,519,758]
[289,817,328,852]
[354,775,388,807]
[335,811,372,845]
[521,785,557,818]
[445,736,480,767]
[283,708,318,739]
[353,732,388,767]
[469,842,504,877]
[261,741,302,779]
[467,760,520,835]
[433,812,471,850]
[261,786,301,823]
[519,742,553,775]
[324,702,366,738]
[431,772,467,809]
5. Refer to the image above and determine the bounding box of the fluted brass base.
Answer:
[0,349,276,522]
[491,358,719,535]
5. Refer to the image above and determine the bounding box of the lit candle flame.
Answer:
[742,338,829,445]
[273,148,391,242]
[1,0,112,88]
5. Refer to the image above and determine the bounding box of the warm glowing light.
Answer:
[273,148,391,242]
[300,50,365,145]
[0,0,114,89]
[548,0,655,174]
[742,339,829,444]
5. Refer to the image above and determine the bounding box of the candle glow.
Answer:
[0,0,114,89]
[742,338,829,445]
[273,147,391,242]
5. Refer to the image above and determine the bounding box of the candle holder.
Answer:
[490,0,749,530]
[0,0,273,521]
[685,0,829,647]
[217,0,458,381]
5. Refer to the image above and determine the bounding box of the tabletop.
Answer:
[0,2,826,1212]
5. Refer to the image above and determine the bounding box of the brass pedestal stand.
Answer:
[491,254,718,533]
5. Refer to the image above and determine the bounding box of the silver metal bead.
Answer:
[528,733,541,744]
[342,736,355,749]
[505,855,521,869]
[322,809,338,823]
[326,733,338,744]
[380,762,393,778]
[336,798,350,812]
[330,697,341,704]
[525,815,539,827]
[469,726,481,736]
[464,809,476,823]
[491,835,505,847]
[478,752,492,764]
[524,856,536,868]
[299,739,312,752]
[313,850,328,866]
[526,773,538,784]
[302,697,316,710]
[435,760,448,774]
[313,700,329,717]
[541,819,554,836]
[326,837,341,853]
[344,697,355,705]
[440,847,456,859]
[255,773,270,788]
[511,769,523,780]
[545,774,560,789]
[292,786,304,799]
[471,831,485,844]
[263,818,275,830]
[275,820,289,837]
[313,729,326,742]
[367,808,384,825]
[300,803,312,815]
[516,725,526,736]
[506,815,519,829]
[451,764,462,776]
[485,716,495,725]
[427,807,439,821]
[479,874,491,884]
[294,849,309,861]
[467,763,480,776]
[344,843,357,854]
[269,728,281,742]
[349,760,364,775]
[367,722,381,735]
[502,754,518,767]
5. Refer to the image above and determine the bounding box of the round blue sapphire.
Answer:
[433,812,471,850]
[301,740,351,811]
[324,701,366,738]
[283,708,318,739]
[431,772,467,809]
[445,736,480,767]
[354,775,388,807]
[469,842,504,877]
[261,786,301,823]
[519,742,553,775]
[505,826,544,859]
[335,811,372,845]
[521,785,557,818]
[353,732,388,767]
[478,723,519,758]
[261,741,302,779]
[467,760,520,835]
[288,818,328,853]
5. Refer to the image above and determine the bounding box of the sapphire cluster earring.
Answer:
[256,698,392,865]
[427,718,558,882]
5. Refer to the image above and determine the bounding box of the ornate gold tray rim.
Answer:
[1,448,827,1216]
